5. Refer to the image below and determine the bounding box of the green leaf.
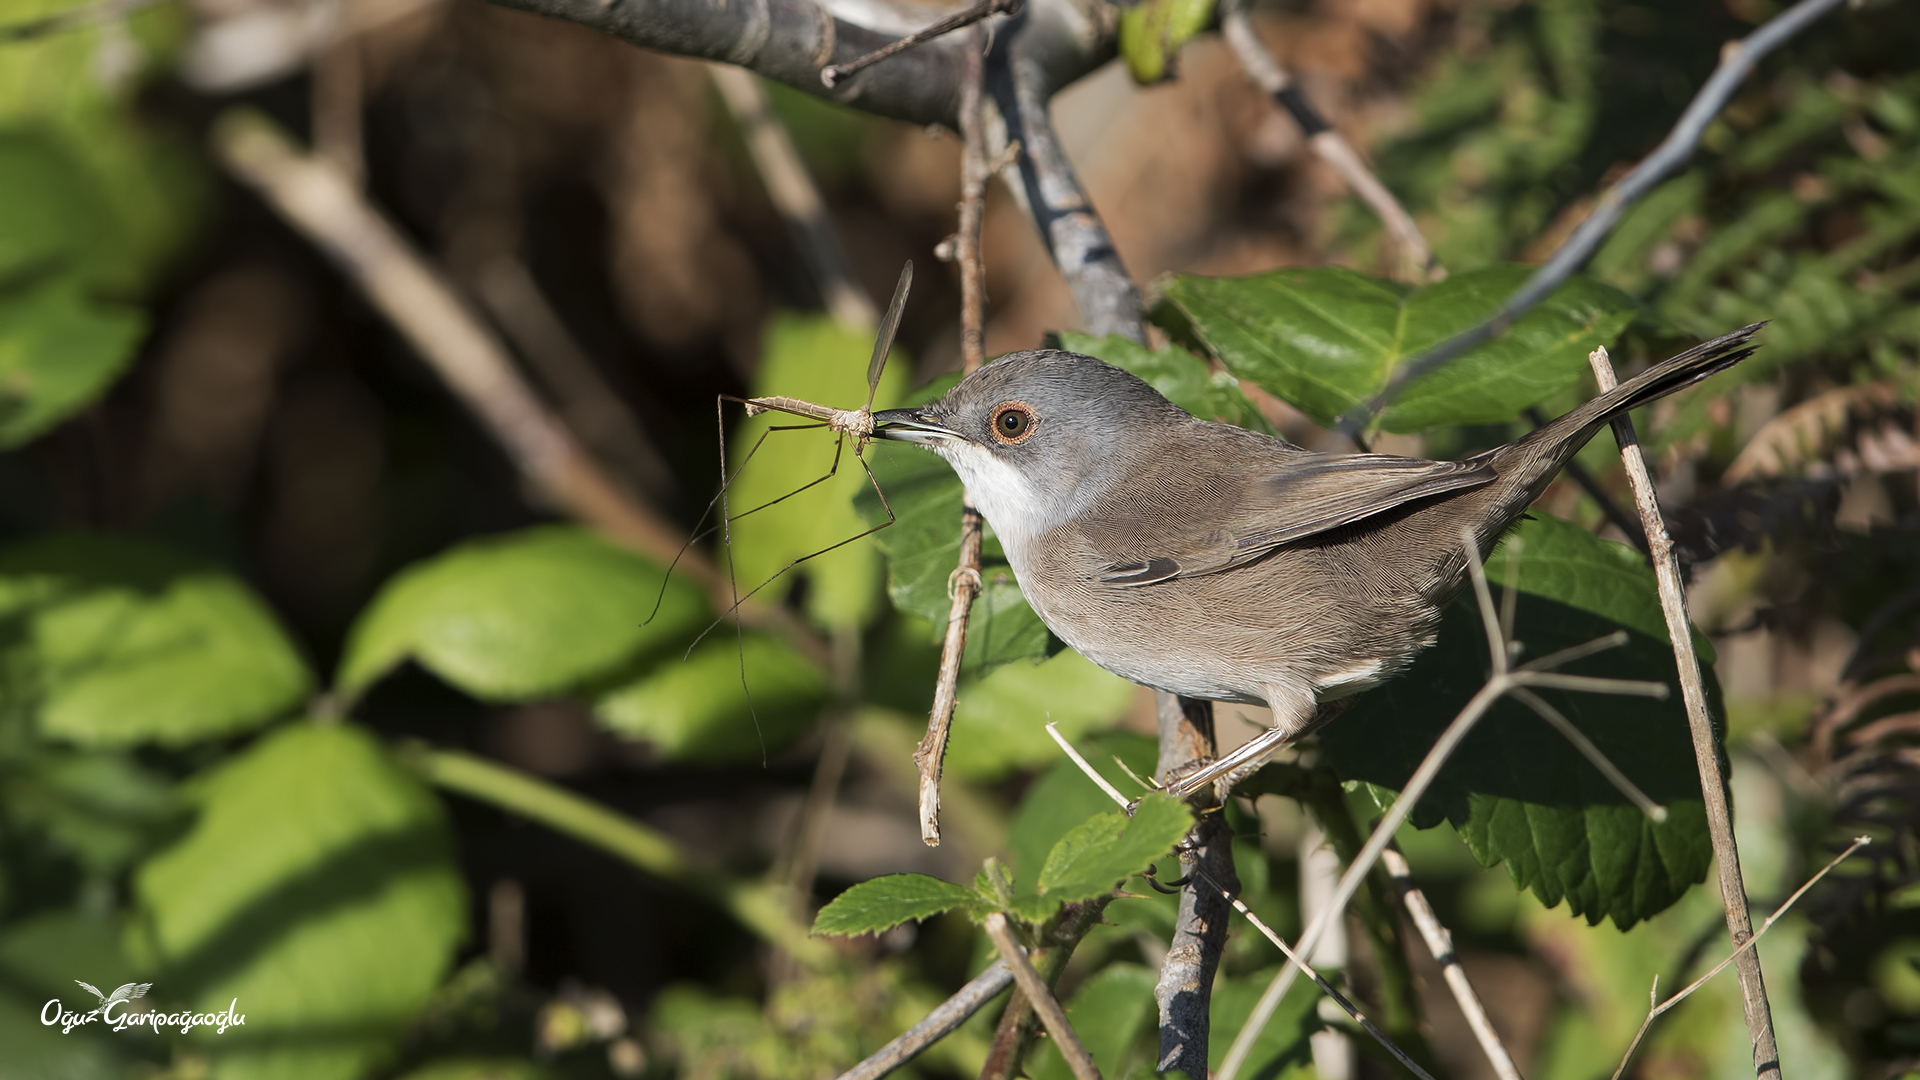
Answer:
[1058,331,1276,435]
[1034,794,1193,907]
[725,313,907,630]
[1008,733,1161,884]
[592,633,829,762]
[0,276,145,448]
[337,525,706,702]
[1207,966,1322,1078]
[5,749,181,873]
[1117,0,1218,84]
[1158,264,1638,433]
[813,873,980,936]
[0,131,112,281]
[946,650,1138,780]
[1029,963,1159,1080]
[859,442,1054,676]
[0,534,310,747]
[131,721,466,1080]
[1322,515,1715,929]
[0,911,135,1080]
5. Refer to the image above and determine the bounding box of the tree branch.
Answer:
[1588,344,1779,1079]
[984,914,1103,1080]
[1333,0,1851,442]
[834,964,1016,1080]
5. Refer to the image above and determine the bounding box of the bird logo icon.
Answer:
[73,980,151,1018]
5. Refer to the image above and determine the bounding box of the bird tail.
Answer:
[1560,321,1766,437]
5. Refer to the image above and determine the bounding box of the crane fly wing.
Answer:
[866,260,912,411]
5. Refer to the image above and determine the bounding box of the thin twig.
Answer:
[915,27,992,847]
[1333,0,1850,442]
[1510,685,1666,822]
[982,914,1102,1080]
[1216,529,1663,1080]
[833,965,1015,1080]
[709,64,878,330]
[1049,728,1435,1080]
[819,0,1021,88]
[211,109,707,587]
[1610,836,1871,1080]
[0,0,157,41]
[1219,0,1435,284]
[1378,844,1523,1080]
[1589,344,1781,1078]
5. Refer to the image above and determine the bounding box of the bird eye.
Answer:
[990,402,1036,444]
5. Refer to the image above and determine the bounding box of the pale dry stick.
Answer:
[819,0,1020,88]
[1042,723,1438,1080]
[709,64,877,331]
[1217,530,1671,1080]
[1589,342,1782,1077]
[1219,0,1435,284]
[1610,836,1872,1080]
[981,913,1102,1080]
[211,109,707,587]
[474,256,676,499]
[1334,0,1851,443]
[1378,844,1522,1080]
[916,26,994,847]
[832,964,1016,1080]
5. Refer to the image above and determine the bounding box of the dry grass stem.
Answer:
[982,913,1102,1080]
[1610,836,1872,1080]
[1589,343,1782,1077]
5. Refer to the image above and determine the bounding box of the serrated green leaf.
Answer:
[592,633,828,762]
[1057,331,1276,435]
[1322,515,1714,929]
[1158,264,1638,433]
[1008,733,1161,884]
[946,650,1137,780]
[132,722,466,1080]
[1034,794,1192,909]
[858,442,1053,676]
[337,526,706,702]
[1029,963,1159,1080]
[0,534,310,747]
[725,313,906,630]
[0,276,145,448]
[813,873,979,936]
[1117,0,1217,84]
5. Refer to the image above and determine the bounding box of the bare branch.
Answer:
[833,964,1016,1080]
[990,51,1146,341]
[1333,0,1851,443]
[211,109,707,586]
[1219,0,1435,284]
[1588,344,1781,1078]
[1611,836,1872,1080]
[983,914,1103,1080]
[1378,844,1522,1080]
[1154,803,1234,1076]
[708,64,879,330]
[820,0,1021,88]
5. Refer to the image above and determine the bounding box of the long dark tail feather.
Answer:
[1564,321,1767,435]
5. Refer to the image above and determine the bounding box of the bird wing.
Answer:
[1098,453,1494,586]
[75,981,106,1003]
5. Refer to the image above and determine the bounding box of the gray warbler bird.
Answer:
[871,323,1763,794]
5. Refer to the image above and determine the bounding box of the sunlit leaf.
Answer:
[592,633,828,762]
[337,526,705,702]
[1034,794,1192,909]
[0,277,145,448]
[1117,0,1217,85]
[131,722,466,1080]
[813,874,980,937]
[946,650,1137,779]
[0,534,310,747]
[1158,264,1637,433]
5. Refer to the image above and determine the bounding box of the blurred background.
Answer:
[5,0,1920,1077]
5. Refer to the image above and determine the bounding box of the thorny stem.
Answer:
[1334,0,1852,443]
[1610,836,1872,1080]
[917,26,993,847]
[1589,344,1781,1079]
[983,914,1102,1080]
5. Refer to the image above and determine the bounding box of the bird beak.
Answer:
[872,407,958,445]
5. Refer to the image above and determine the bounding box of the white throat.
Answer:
[934,441,1073,557]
